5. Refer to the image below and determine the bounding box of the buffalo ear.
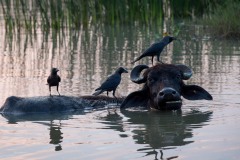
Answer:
[182,85,213,100]
[120,90,148,109]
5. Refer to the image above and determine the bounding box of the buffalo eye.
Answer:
[148,77,155,84]
[176,74,181,80]
[153,93,157,97]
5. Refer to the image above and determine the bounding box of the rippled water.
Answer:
[0,23,240,159]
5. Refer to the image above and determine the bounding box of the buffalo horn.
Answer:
[130,64,149,84]
[175,64,192,80]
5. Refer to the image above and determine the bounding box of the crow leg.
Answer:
[112,90,118,105]
[107,91,109,96]
[57,85,60,96]
[49,86,52,96]
[157,55,164,64]
[152,56,154,65]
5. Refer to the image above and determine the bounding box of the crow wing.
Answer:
[58,75,61,82]
[142,42,165,56]
[95,73,121,91]
[47,76,51,84]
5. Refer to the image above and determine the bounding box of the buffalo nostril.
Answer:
[159,92,164,96]
[172,91,176,95]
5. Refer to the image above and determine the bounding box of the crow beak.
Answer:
[121,68,128,73]
[173,37,177,40]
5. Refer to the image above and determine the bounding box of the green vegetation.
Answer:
[0,0,210,31]
[205,0,240,38]
[0,0,239,38]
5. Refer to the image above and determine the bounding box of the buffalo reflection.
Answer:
[1,108,212,158]
[100,109,212,159]
[1,113,75,151]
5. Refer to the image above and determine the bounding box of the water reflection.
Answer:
[48,121,63,151]
[1,108,212,158]
[35,120,64,151]
[1,112,75,123]
[1,112,75,152]
[100,109,212,159]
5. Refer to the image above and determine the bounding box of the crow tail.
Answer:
[131,56,143,64]
[92,90,103,96]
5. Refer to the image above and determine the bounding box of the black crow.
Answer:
[47,68,61,96]
[131,35,177,64]
[93,67,128,98]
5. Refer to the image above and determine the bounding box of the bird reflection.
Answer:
[49,121,63,151]
[1,113,67,152]
[139,149,178,160]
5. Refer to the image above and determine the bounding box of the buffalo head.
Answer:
[120,64,213,110]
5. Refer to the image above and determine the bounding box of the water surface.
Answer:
[0,23,240,159]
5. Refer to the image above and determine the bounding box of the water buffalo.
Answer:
[0,95,123,115]
[0,63,212,114]
[120,63,213,110]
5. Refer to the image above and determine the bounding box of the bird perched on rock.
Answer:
[47,68,61,96]
[131,33,177,64]
[93,67,128,98]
